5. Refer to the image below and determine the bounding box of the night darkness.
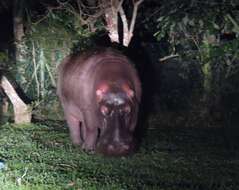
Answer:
[0,1,239,189]
[0,11,13,50]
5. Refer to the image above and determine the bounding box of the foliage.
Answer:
[0,51,8,63]
[14,7,100,118]
[140,0,239,117]
[23,9,86,99]
[158,58,203,111]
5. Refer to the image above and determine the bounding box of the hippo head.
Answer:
[95,82,137,156]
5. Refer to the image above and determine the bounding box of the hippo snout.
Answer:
[96,137,135,156]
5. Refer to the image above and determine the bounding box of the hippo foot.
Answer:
[81,142,96,154]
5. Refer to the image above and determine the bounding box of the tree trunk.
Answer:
[11,0,32,124]
[1,76,31,124]
[13,0,25,64]
[102,0,120,44]
[101,0,143,46]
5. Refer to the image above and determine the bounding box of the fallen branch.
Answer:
[1,76,31,124]
[159,54,179,62]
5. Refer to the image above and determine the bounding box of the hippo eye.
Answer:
[100,105,110,116]
[124,105,131,114]
[120,105,131,115]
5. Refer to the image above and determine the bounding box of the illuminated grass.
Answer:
[0,118,238,190]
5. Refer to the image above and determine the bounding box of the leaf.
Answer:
[182,15,189,26]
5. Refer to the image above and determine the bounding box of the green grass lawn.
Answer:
[0,117,238,190]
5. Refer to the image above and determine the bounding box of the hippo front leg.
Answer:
[81,111,99,152]
[81,126,98,152]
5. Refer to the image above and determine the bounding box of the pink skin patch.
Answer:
[100,105,109,116]
[122,84,134,99]
[96,83,109,102]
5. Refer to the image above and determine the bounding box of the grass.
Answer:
[0,116,239,190]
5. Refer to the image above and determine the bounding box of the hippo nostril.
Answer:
[107,143,129,153]
[108,144,114,151]
[122,144,129,150]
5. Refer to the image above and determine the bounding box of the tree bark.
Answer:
[101,0,143,46]
[1,76,31,124]
[11,0,32,124]
[13,0,25,62]
[102,0,120,44]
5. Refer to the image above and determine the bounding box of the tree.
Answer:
[101,0,144,46]
[55,0,144,46]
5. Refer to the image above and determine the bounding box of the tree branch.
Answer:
[129,0,143,38]
[159,54,179,62]
[119,6,129,46]
[103,0,120,43]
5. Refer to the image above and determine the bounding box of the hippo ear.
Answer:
[96,84,109,102]
[122,84,134,99]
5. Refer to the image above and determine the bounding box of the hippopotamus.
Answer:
[57,48,141,156]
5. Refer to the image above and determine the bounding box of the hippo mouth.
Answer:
[96,113,136,156]
[96,134,136,156]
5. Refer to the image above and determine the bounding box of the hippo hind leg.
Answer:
[65,113,83,145]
